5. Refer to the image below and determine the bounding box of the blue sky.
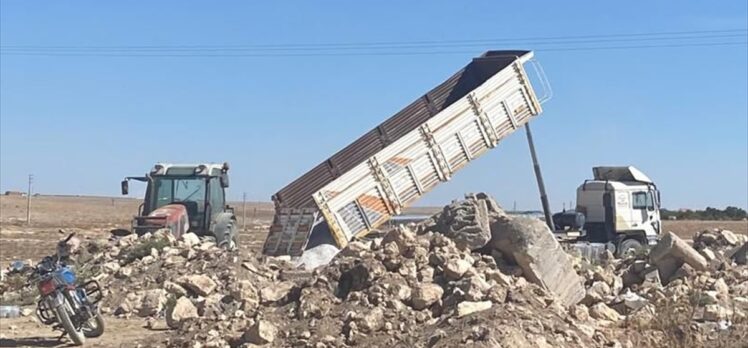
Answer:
[1,1,746,211]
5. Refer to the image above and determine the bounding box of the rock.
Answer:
[243,320,277,345]
[589,302,620,322]
[582,281,611,305]
[358,307,384,333]
[712,278,730,296]
[429,195,492,250]
[719,230,739,245]
[116,266,133,279]
[444,259,471,280]
[703,304,728,321]
[410,283,444,310]
[180,232,201,247]
[484,269,513,287]
[700,247,717,261]
[382,225,417,257]
[456,275,491,301]
[102,262,120,273]
[231,280,259,310]
[166,297,199,329]
[649,232,708,283]
[490,214,585,307]
[260,281,295,304]
[163,281,188,298]
[569,304,590,321]
[138,289,167,317]
[456,301,492,318]
[178,274,217,296]
[610,291,648,314]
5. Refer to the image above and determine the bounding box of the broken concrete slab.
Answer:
[427,195,492,250]
[649,232,708,282]
[489,214,585,307]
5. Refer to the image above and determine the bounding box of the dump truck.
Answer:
[263,50,550,256]
[120,162,238,248]
[553,166,661,256]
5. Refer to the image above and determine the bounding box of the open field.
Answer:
[1,194,745,263]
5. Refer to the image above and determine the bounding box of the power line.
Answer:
[1,41,745,57]
[2,28,745,51]
[2,33,745,54]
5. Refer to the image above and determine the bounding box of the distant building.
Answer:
[4,191,26,196]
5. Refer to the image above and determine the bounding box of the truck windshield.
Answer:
[150,177,207,211]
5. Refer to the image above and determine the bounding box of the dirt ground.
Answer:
[0,194,745,347]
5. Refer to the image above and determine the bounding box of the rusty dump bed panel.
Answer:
[264,50,545,256]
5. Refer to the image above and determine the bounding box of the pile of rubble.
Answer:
[2,193,746,347]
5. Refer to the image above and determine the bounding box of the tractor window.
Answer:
[632,192,648,210]
[151,177,206,212]
[209,178,225,214]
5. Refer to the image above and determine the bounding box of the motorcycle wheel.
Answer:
[83,310,105,337]
[55,303,85,345]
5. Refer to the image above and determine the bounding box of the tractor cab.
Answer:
[121,163,237,248]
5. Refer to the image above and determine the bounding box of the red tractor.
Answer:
[121,163,237,248]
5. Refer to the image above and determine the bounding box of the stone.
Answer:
[180,232,201,247]
[456,275,491,301]
[589,302,620,322]
[231,280,260,310]
[260,281,295,304]
[102,262,120,273]
[243,320,277,345]
[569,304,590,321]
[163,281,188,298]
[719,230,739,246]
[582,281,611,305]
[138,289,167,317]
[700,248,717,261]
[703,304,728,321]
[358,307,384,333]
[116,266,133,279]
[429,196,492,250]
[382,225,417,257]
[484,269,513,287]
[490,214,585,306]
[456,301,492,318]
[166,297,199,329]
[444,259,471,280]
[178,274,217,296]
[610,292,648,314]
[410,283,444,310]
[649,232,708,282]
[712,278,730,296]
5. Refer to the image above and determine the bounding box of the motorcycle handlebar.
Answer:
[62,232,76,243]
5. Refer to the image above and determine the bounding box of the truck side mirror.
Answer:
[121,180,129,195]
[220,173,229,188]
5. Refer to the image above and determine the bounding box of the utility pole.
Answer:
[242,192,247,231]
[26,174,33,225]
[524,124,553,230]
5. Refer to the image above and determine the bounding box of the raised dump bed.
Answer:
[264,50,549,256]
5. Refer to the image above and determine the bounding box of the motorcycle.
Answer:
[28,233,105,345]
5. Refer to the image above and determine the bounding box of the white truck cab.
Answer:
[555,166,661,255]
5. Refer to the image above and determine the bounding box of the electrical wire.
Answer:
[1,29,745,57]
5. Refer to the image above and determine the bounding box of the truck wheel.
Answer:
[617,238,643,258]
